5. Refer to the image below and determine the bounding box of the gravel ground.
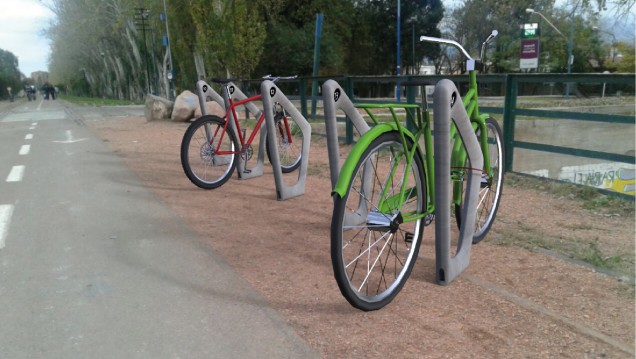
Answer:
[87,114,635,358]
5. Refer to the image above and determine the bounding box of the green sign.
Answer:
[521,23,540,38]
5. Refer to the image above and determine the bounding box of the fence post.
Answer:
[502,74,517,173]
[405,76,415,132]
[299,77,308,119]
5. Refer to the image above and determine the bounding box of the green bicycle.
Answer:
[330,31,504,311]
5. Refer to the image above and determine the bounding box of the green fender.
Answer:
[332,123,417,198]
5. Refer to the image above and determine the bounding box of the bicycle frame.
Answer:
[339,69,495,225]
[211,90,293,156]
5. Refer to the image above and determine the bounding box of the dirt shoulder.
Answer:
[87,115,635,358]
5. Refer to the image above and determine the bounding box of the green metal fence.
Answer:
[239,73,635,195]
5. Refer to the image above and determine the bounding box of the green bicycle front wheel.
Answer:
[455,117,504,243]
[331,131,426,311]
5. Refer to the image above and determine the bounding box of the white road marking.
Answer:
[0,204,14,249]
[19,145,30,155]
[6,165,25,182]
[53,130,86,144]
[31,122,37,126]
[25,134,33,140]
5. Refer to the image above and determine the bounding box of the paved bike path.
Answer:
[0,99,318,358]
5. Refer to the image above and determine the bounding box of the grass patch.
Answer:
[491,225,633,278]
[491,173,635,279]
[307,162,330,178]
[60,95,144,106]
[505,173,634,217]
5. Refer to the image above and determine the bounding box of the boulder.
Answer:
[193,100,225,119]
[171,90,199,122]
[144,94,174,121]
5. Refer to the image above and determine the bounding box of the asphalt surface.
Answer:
[0,98,318,358]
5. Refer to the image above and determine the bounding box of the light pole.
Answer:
[593,26,617,63]
[161,0,174,100]
[396,0,401,101]
[408,15,417,75]
[526,8,574,95]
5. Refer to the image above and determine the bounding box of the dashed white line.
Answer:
[0,204,14,249]
[25,134,33,140]
[19,145,31,155]
[6,165,25,182]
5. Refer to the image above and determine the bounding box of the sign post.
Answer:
[520,23,540,71]
[520,39,540,70]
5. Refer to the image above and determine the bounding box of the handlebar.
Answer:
[419,30,498,63]
[262,74,298,82]
[419,36,473,60]
[211,75,298,85]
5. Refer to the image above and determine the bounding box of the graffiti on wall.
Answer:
[558,163,635,195]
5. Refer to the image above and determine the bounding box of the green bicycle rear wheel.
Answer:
[455,117,504,243]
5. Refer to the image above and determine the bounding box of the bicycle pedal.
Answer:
[243,169,252,174]
[405,232,414,243]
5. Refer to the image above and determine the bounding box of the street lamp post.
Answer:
[593,26,617,63]
[396,0,401,101]
[526,8,574,95]
[162,0,175,100]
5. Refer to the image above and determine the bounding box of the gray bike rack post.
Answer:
[221,82,267,180]
[321,79,371,189]
[433,79,483,285]
[195,80,225,111]
[322,79,379,229]
[260,80,312,200]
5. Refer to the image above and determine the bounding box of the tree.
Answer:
[613,42,636,73]
[341,0,443,76]
[253,0,355,77]
[447,0,557,73]
[0,49,21,99]
[447,0,611,73]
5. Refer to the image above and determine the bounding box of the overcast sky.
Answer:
[0,0,633,78]
[0,0,54,76]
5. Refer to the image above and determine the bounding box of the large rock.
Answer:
[144,94,174,121]
[193,100,226,119]
[171,90,199,122]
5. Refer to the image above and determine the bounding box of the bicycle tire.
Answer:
[180,115,238,189]
[265,113,302,173]
[331,131,426,311]
[455,117,504,243]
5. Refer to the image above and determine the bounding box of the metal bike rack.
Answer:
[433,79,483,285]
[260,80,312,200]
[195,80,225,111]
[321,79,371,189]
[221,83,268,180]
[195,79,267,180]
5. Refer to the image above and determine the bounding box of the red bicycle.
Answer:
[180,76,302,189]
